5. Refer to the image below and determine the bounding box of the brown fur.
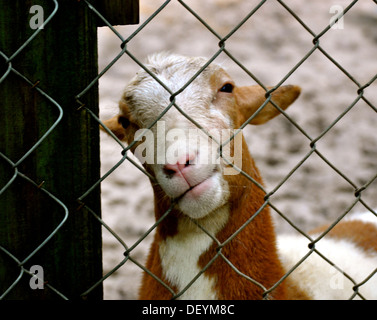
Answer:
[197,138,287,299]
[139,138,289,299]
[310,220,377,254]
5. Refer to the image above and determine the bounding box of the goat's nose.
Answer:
[163,153,196,176]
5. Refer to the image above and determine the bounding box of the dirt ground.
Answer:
[98,0,377,299]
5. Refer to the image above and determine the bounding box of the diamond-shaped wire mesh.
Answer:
[1,0,377,300]
[98,0,377,300]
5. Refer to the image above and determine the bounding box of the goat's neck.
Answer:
[200,173,286,299]
[140,145,287,299]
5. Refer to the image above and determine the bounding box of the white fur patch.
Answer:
[159,205,229,299]
[277,233,377,299]
[209,105,232,127]
[345,210,377,227]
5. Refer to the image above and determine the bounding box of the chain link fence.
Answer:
[1,0,377,300]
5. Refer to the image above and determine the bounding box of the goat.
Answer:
[103,53,377,300]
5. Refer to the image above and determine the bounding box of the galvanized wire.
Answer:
[1,0,376,300]
[95,0,377,300]
[0,15,68,297]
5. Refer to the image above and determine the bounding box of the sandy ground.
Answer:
[98,0,377,299]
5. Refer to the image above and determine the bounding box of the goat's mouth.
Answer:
[172,168,226,219]
[182,177,211,198]
[174,167,220,201]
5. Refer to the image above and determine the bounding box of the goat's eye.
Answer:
[118,116,130,129]
[219,83,234,93]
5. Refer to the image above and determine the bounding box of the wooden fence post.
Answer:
[0,0,139,300]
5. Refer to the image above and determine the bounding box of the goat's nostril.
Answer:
[163,167,177,177]
[163,154,196,177]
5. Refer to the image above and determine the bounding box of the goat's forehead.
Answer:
[123,55,229,126]
[131,55,221,93]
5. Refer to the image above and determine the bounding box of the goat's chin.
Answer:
[177,174,229,219]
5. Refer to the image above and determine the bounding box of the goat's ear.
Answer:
[101,99,134,141]
[101,115,128,141]
[234,85,301,125]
